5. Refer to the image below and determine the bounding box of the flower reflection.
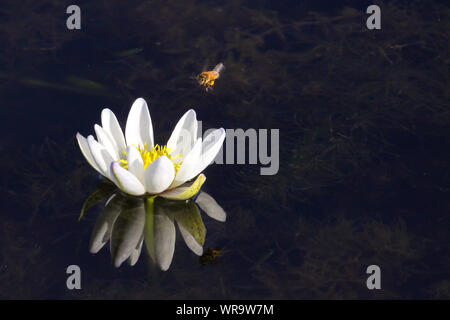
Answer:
[88,192,226,270]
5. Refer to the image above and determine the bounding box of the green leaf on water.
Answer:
[78,182,116,221]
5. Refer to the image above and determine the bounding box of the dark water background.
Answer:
[0,0,449,299]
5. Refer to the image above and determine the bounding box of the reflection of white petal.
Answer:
[195,192,227,222]
[101,108,127,156]
[167,109,198,158]
[104,193,116,207]
[128,235,144,266]
[110,200,145,268]
[111,162,146,196]
[125,98,154,148]
[177,222,204,256]
[153,212,176,271]
[89,194,123,254]
[144,156,175,194]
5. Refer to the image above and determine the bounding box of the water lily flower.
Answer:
[76,98,225,199]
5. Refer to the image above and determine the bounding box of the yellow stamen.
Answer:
[120,143,182,173]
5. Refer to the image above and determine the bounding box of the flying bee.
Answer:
[197,63,225,92]
[199,247,222,266]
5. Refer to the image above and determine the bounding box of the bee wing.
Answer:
[213,62,225,75]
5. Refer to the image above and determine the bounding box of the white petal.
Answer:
[199,128,226,168]
[172,128,225,187]
[110,200,145,268]
[144,156,175,194]
[94,124,119,160]
[177,222,203,256]
[153,212,175,271]
[126,145,144,183]
[101,108,127,156]
[87,135,115,177]
[76,133,102,175]
[171,137,202,187]
[195,192,226,222]
[125,98,154,149]
[167,109,197,158]
[110,162,146,196]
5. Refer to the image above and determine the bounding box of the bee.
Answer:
[199,247,222,266]
[197,63,225,92]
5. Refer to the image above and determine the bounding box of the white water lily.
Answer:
[77,98,225,199]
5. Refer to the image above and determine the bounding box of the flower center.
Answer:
[119,142,182,173]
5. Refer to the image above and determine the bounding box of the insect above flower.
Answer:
[76,98,225,199]
[197,62,225,92]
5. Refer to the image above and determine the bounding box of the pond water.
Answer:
[0,0,449,299]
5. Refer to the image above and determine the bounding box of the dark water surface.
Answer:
[0,0,449,299]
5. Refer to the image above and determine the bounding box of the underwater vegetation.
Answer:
[0,0,449,298]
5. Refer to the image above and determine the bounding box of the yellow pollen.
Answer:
[119,142,182,173]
